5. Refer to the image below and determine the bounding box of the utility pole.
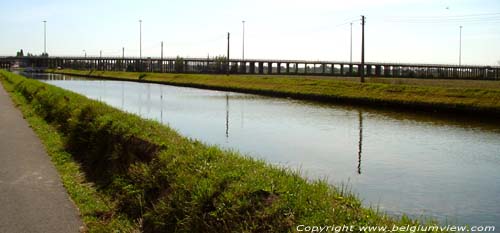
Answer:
[242,20,245,60]
[459,25,463,66]
[42,20,47,55]
[100,50,102,58]
[350,22,353,64]
[83,50,86,58]
[360,15,365,83]
[227,32,230,76]
[161,41,164,60]
[122,47,125,59]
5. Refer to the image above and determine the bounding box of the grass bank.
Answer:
[1,70,441,232]
[0,71,138,232]
[48,69,500,117]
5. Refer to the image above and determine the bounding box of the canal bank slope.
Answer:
[0,73,83,232]
[0,70,446,231]
[49,69,500,117]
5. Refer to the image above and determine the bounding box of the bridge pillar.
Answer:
[258,62,264,74]
[277,63,281,74]
[375,65,382,77]
[349,64,353,76]
[267,62,272,74]
[286,63,290,74]
[239,61,246,73]
[249,62,255,74]
[384,65,391,77]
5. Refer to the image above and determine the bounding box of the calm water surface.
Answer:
[26,73,500,226]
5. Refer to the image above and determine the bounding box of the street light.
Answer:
[459,25,463,66]
[42,20,47,55]
[139,19,142,59]
[242,20,245,60]
[350,22,352,64]
[83,50,87,69]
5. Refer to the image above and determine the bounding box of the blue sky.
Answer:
[1,0,499,65]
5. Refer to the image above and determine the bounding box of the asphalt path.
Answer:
[0,83,83,232]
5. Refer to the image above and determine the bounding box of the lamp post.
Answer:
[83,50,87,69]
[242,20,245,60]
[139,19,142,59]
[42,20,47,55]
[350,22,352,64]
[459,25,463,66]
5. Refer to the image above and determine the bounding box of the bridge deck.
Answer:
[1,56,499,80]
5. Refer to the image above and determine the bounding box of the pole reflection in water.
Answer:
[357,111,363,175]
[147,84,151,116]
[240,101,245,129]
[225,94,230,140]
[121,82,124,110]
[160,85,163,124]
[138,84,142,116]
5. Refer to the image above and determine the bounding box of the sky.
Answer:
[0,0,499,65]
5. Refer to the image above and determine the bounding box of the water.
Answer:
[26,73,500,226]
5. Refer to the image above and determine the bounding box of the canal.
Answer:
[25,72,500,226]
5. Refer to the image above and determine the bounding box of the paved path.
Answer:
[0,83,83,232]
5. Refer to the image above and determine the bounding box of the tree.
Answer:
[16,49,24,57]
[211,56,227,73]
[174,56,185,73]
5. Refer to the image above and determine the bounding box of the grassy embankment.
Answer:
[1,69,442,232]
[0,71,138,232]
[48,69,500,117]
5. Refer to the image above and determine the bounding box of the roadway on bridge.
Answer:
[0,83,83,232]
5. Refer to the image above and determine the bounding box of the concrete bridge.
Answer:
[1,56,499,80]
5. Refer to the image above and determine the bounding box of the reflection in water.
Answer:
[147,84,151,116]
[160,86,163,124]
[23,72,500,227]
[240,101,245,129]
[121,82,125,110]
[226,94,229,139]
[358,111,363,175]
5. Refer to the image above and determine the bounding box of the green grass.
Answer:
[1,69,445,232]
[48,69,500,117]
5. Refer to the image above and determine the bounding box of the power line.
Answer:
[388,12,500,19]
[383,12,500,24]
[387,17,500,23]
